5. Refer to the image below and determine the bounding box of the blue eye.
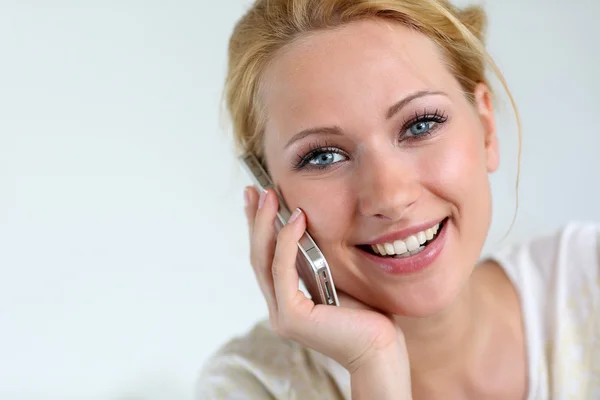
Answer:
[402,110,448,140]
[408,121,436,137]
[308,151,346,166]
[295,146,348,170]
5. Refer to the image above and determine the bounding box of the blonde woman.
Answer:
[198,0,600,398]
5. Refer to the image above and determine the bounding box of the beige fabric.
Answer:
[197,222,600,399]
[197,320,350,399]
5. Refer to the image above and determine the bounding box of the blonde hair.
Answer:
[225,0,521,229]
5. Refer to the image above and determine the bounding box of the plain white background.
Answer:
[0,0,598,399]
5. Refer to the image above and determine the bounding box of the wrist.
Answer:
[349,341,411,400]
[347,337,405,374]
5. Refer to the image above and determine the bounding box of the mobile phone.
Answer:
[239,153,339,306]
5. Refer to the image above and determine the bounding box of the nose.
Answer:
[356,152,421,221]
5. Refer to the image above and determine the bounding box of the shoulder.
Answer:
[196,320,348,400]
[491,222,600,396]
[493,221,599,290]
[492,221,600,341]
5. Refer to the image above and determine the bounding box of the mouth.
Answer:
[358,218,448,260]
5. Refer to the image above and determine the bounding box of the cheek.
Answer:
[420,125,489,201]
[279,179,353,246]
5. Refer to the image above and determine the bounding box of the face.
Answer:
[260,19,499,317]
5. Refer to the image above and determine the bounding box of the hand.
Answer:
[244,186,411,384]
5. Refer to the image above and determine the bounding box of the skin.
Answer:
[244,19,527,399]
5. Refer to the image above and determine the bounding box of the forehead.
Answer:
[260,19,459,143]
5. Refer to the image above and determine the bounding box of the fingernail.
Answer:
[243,187,250,207]
[288,208,302,223]
[258,191,267,209]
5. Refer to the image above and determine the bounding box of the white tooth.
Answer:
[425,228,434,240]
[371,244,379,254]
[376,243,386,255]
[433,223,440,233]
[417,231,427,245]
[384,243,395,255]
[410,246,425,255]
[405,235,420,251]
[393,240,408,255]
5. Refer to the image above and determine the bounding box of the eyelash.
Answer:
[293,108,449,171]
[402,108,448,137]
[293,140,344,171]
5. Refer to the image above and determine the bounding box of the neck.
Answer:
[389,262,526,398]
[394,267,497,378]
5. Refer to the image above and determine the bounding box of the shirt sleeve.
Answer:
[195,321,349,400]
[196,355,276,400]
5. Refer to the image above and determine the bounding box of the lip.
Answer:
[357,218,448,275]
[361,218,447,245]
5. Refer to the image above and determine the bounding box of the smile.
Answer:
[368,221,443,258]
[357,218,449,274]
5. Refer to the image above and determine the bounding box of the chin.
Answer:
[346,268,460,319]
[385,280,465,318]
[382,257,473,319]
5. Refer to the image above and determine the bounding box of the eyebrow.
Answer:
[385,90,448,119]
[284,90,448,149]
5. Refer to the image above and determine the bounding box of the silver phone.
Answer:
[239,153,339,306]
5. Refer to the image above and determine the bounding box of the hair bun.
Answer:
[458,6,487,44]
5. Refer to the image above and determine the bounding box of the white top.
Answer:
[495,222,600,399]
[197,222,600,399]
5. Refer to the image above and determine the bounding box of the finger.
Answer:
[271,207,307,309]
[243,186,259,238]
[250,189,280,313]
[335,290,378,312]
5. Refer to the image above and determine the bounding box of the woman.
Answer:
[198,0,600,398]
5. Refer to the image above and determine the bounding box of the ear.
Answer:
[473,82,499,173]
